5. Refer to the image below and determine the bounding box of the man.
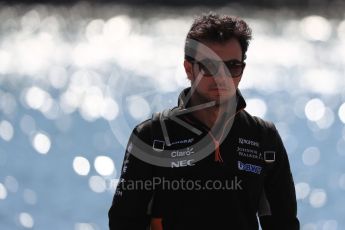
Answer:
[109,13,300,229]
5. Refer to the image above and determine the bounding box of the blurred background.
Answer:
[0,0,345,229]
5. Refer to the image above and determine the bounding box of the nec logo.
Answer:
[238,161,262,174]
[171,159,195,168]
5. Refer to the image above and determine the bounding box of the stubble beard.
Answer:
[193,87,236,108]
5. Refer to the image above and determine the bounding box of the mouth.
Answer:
[210,88,228,91]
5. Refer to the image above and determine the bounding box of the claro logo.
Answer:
[171,159,195,168]
[171,147,194,158]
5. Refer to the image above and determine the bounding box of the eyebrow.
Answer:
[199,58,243,63]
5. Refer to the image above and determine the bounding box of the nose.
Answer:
[213,72,228,87]
[212,65,236,90]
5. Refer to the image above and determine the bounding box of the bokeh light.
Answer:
[89,175,106,193]
[32,132,51,154]
[0,120,14,141]
[75,223,96,230]
[101,98,119,121]
[73,156,91,176]
[25,86,49,110]
[309,189,327,208]
[94,156,115,177]
[246,98,267,118]
[315,108,334,129]
[302,147,321,166]
[305,98,326,122]
[300,16,331,41]
[18,212,34,228]
[337,20,345,41]
[127,96,151,120]
[5,176,19,193]
[0,183,7,200]
[295,182,311,200]
[338,102,345,124]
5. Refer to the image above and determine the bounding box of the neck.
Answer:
[189,93,237,129]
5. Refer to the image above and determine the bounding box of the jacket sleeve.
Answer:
[108,123,155,230]
[259,125,300,230]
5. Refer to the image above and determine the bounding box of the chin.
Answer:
[210,90,237,103]
[195,88,234,104]
[209,89,233,98]
[208,94,228,104]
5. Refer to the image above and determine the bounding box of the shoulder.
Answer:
[240,110,277,133]
[134,106,182,136]
[135,118,152,133]
[131,118,153,144]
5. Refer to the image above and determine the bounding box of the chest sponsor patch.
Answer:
[238,138,260,147]
[237,146,263,160]
[170,138,194,145]
[238,161,262,174]
[171,147,194,158]
[264,151,276,163]
[153,140,165,151]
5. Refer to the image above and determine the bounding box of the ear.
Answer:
[239,63,246,82]
[233,63,245,88]
[184,60,194,81]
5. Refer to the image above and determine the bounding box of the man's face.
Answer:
[184,38,244,105]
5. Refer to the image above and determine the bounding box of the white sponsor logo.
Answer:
[238,138,260,147]
[171,159,195,168]
[171,147,194,158]
[171,138,194,145]
[122,160,129,173]
[238,151,263,160]
[264,151,276,163]
[153,140,165,151]
[237,147,263,160]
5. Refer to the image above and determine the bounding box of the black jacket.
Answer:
[109,87,300,230]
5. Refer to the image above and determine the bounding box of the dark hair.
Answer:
[185,13,252,61]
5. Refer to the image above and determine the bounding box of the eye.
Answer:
[224,61,245,77]
[199,59,218,75]
[225,60,242,65]
[224,60,244,69]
